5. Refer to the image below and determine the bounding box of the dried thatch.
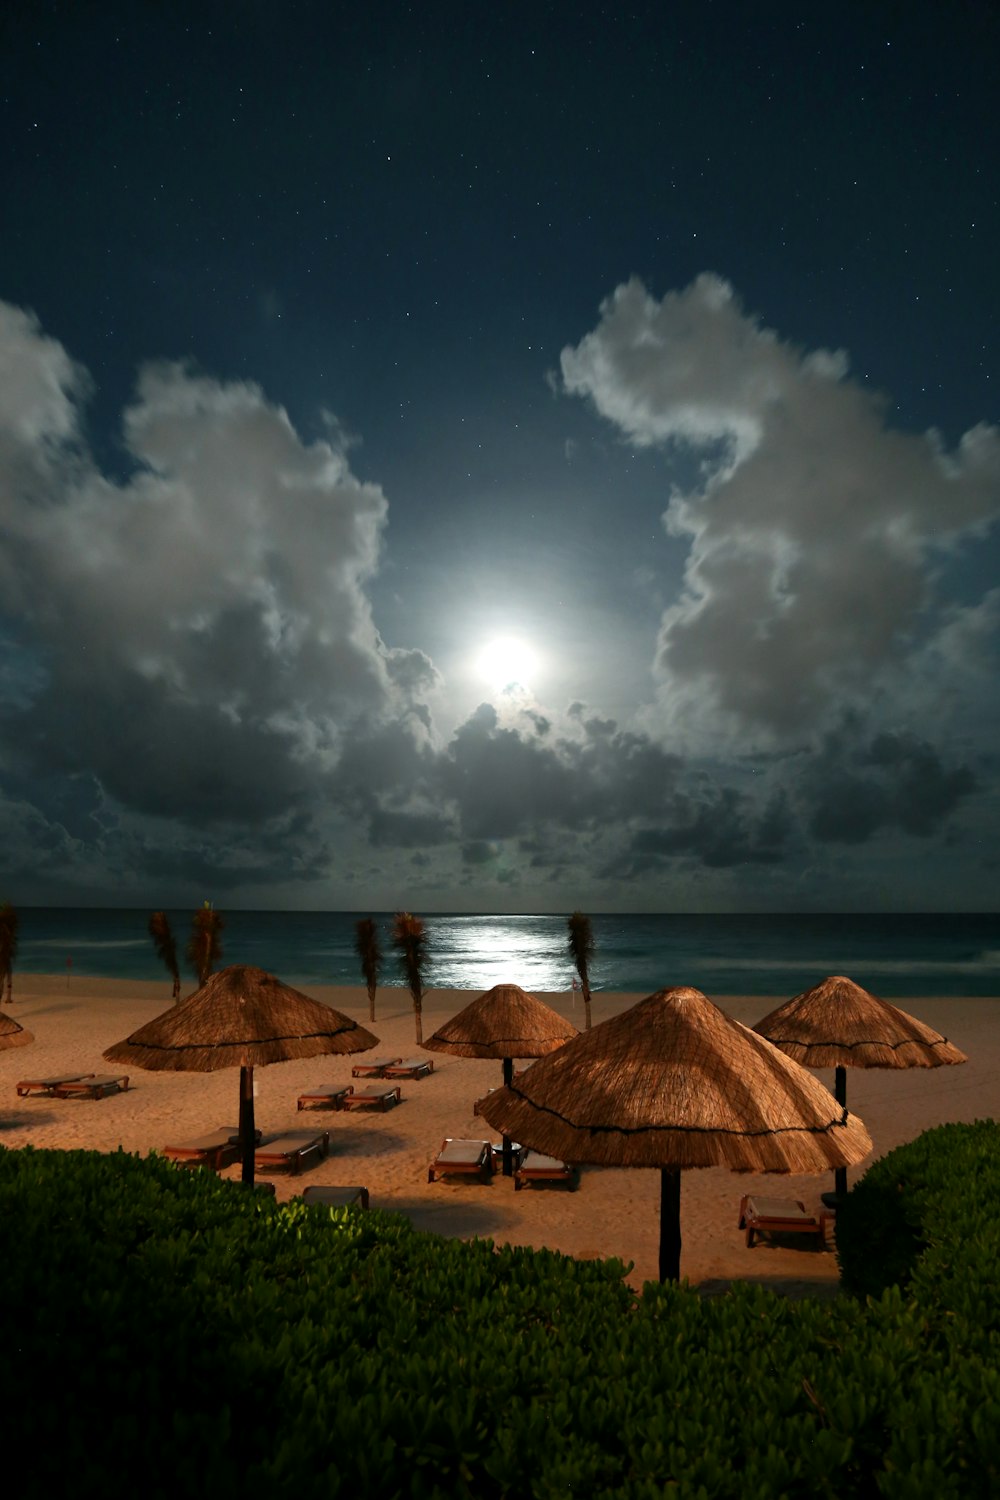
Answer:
[105,964,380,1188]
[753,975,968,1070]
[104,964,378,1071]
[0,1009,33,1051]
[478,985,872,1174]
[424,983,577,1059]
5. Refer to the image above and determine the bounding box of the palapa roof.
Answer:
[478,985,872,1172]
[104,964,378,1072]
[423,983,577,1059]
[753,975,968,1070]
[0,1009,33,1050]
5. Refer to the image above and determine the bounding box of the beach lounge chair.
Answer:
[51,1073,129,1099]
[514,1150,579,1191]
[351,1056,401,1078]
[296,1084,354,1111]
[428,1138,494,1184]
[738,1195,832,1249]
[162,1126,262,1171]
[254,1130,330,1175]
[382,1058,434,1079]
[15,1071,96,1098]
[340,1084,401,1112]
[301,1185,370,1210]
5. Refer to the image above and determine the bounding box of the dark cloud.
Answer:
[802,728,976,844]
[432,702,684,844]
[461,840,498,866]
[368,806,454,850]
[612,787,792,873]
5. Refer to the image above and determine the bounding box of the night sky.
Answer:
[1,1,997,912]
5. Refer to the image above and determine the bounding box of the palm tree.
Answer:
[186,901,224,986]
[0,903,18,1005]
[567,910,595,1030]
[148,911,181,1001]
[354,917,382,1023]
[392,911,428,1045]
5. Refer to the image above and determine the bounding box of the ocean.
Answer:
[8,908,998,998]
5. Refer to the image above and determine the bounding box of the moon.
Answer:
[476,636,538,691]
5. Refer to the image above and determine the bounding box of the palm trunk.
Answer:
[582,982,592,1031]
[414,999,423,1046]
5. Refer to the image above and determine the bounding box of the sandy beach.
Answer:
[3,975,997,1297]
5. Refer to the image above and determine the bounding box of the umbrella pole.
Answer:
[833,1065,848,1199]
[240,1064,256,1185]
[501,1057,514,1176]
[659,1168,682,1283]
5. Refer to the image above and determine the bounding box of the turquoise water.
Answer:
[10,908,999,998]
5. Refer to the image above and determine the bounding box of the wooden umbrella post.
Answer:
[239,1063,256,1185]
[501,1056,514,1176]
[659,1168,682,1282]
[834,1065,847,1199]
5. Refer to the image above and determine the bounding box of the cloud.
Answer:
[799,726,977,844]
[0,301,435,871]
[620,786,792,870]
[561,274,1000,739]
[0,294,990,906]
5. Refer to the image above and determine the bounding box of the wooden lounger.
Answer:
[351,1057,401,1078]
[297,1084,354,1111]
[301,1185,370,1210]
[428,1138,494,1184]
[51,1073,129,1100]
[382,1058,434,1079]
[163,1126,263,1171]
[254,1130,330,1175]
[514,1151,579,1191]
[738,1195,832,1249]
[16,1072,96,1098]
[340,1084,401,1112]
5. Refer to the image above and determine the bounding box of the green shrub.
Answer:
[835,1119,1000,1300]
[1,1136,999,1497]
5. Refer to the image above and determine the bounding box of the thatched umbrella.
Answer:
[424,983,578,1177]
[754,974,967,1202]
[0,1009,33,1050]
[479,985,872,1281]
[104,964,378,1184]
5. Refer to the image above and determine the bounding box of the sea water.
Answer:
[10,908,999,998]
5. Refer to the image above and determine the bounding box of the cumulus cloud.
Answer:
[0,300,435,870]
[562,274,1000,739]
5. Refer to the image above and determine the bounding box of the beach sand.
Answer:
[3,975,997,1298]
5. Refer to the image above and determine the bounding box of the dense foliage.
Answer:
[2,1126,998,1497]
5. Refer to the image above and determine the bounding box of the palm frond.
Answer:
[186,902,225,985]
[391,911,428,1000]
[567,911,594,985]
[354,918,382,994]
